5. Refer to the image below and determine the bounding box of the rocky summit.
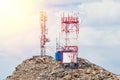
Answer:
[6,55,120,80]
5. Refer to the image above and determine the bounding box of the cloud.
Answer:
[114,0,120,2]
[40,0,102,9]
[41,0,99,5]
[76,0,120,46]
[79,0,120,26]
[79,26,120,46]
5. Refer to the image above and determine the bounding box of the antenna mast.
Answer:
[61,12,79,63]
[40,11,49,56]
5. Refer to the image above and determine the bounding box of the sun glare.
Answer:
[0,0,38,37]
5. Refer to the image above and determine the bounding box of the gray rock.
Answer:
[6,55,120,80]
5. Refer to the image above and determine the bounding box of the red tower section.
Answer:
[61,13,79,63]
[40,11,49,56]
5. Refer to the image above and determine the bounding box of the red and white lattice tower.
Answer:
[40,11,49,56]
[61,13,79,63]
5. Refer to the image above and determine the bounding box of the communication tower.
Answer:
[40,11,49,56]
[61,13,79,63]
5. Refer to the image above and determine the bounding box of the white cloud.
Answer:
[79,0,120,26]
[103,30,120,45]
[39,0,102,9]
[79,27,120,46]
[44,0,76,5]
[76,0,120,46]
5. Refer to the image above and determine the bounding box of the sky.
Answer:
[0,0,120,79]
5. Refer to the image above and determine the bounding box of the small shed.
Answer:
[55,51,62,61]
[62,52,77,63]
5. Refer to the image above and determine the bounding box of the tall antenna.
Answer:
[40,11,49,56]
[56,33,61,51]
[61,12,79,63]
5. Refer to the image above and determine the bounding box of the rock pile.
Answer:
[6,55,120,80]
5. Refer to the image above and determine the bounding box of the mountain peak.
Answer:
[6,55,120,80]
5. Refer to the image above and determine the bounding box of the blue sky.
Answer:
[0,0,120,79]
